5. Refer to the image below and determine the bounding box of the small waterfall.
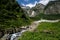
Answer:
[30,11,36,17]
[31,11,35,16]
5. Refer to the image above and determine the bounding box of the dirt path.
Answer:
[27,19,60,31]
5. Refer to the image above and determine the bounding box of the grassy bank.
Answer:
[18,21,60,40]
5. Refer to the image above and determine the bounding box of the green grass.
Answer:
[18,22,60,40]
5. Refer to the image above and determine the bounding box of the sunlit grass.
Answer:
[18,22,60,40]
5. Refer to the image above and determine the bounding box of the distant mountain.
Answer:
[21,3,45,17]
[21,6,30,10]
[21,1,60,17]
[31,3,45,15]
[44,1,60,14]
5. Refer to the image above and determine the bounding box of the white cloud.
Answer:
[25,1,38,8]
[26,3,35,8]
[38,0,50,5]
[25,0,50,8]
[38,0,56,5]
[22,0,56,8]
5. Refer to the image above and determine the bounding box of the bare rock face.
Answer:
[21,1,60,17]
[0,31,4,38]
[28,3,45,17]
[21,3,45,17]
[44,1,60,14]
[32,3,45,15]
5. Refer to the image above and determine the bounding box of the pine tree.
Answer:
[0,0,31,29]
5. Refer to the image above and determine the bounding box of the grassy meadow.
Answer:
[18,21,60,40]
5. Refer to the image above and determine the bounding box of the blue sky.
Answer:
[17,0,40,5]
[16,0,55,8]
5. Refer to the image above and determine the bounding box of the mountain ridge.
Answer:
[21,1,60,17]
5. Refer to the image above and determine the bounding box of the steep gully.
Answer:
[1,19,60,40]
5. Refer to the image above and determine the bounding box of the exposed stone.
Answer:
[42,30,54,34]
[44,1,60,14]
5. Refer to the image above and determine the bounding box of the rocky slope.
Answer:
[32,3,45,14]
[21,3,45,17]
[44,1,60,14]
[21,1,60,17]
[32,1,60,15]
[21,6,36,17]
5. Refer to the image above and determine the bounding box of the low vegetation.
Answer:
[31,13,60,21]
[18,22,60,40]
[41,14,60,20]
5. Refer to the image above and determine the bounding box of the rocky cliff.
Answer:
[22,1,60,17]
[32,3,45,14]
[21,3,45,17]
[44,1,60,14]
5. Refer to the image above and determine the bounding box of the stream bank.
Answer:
[0,20,60,40]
